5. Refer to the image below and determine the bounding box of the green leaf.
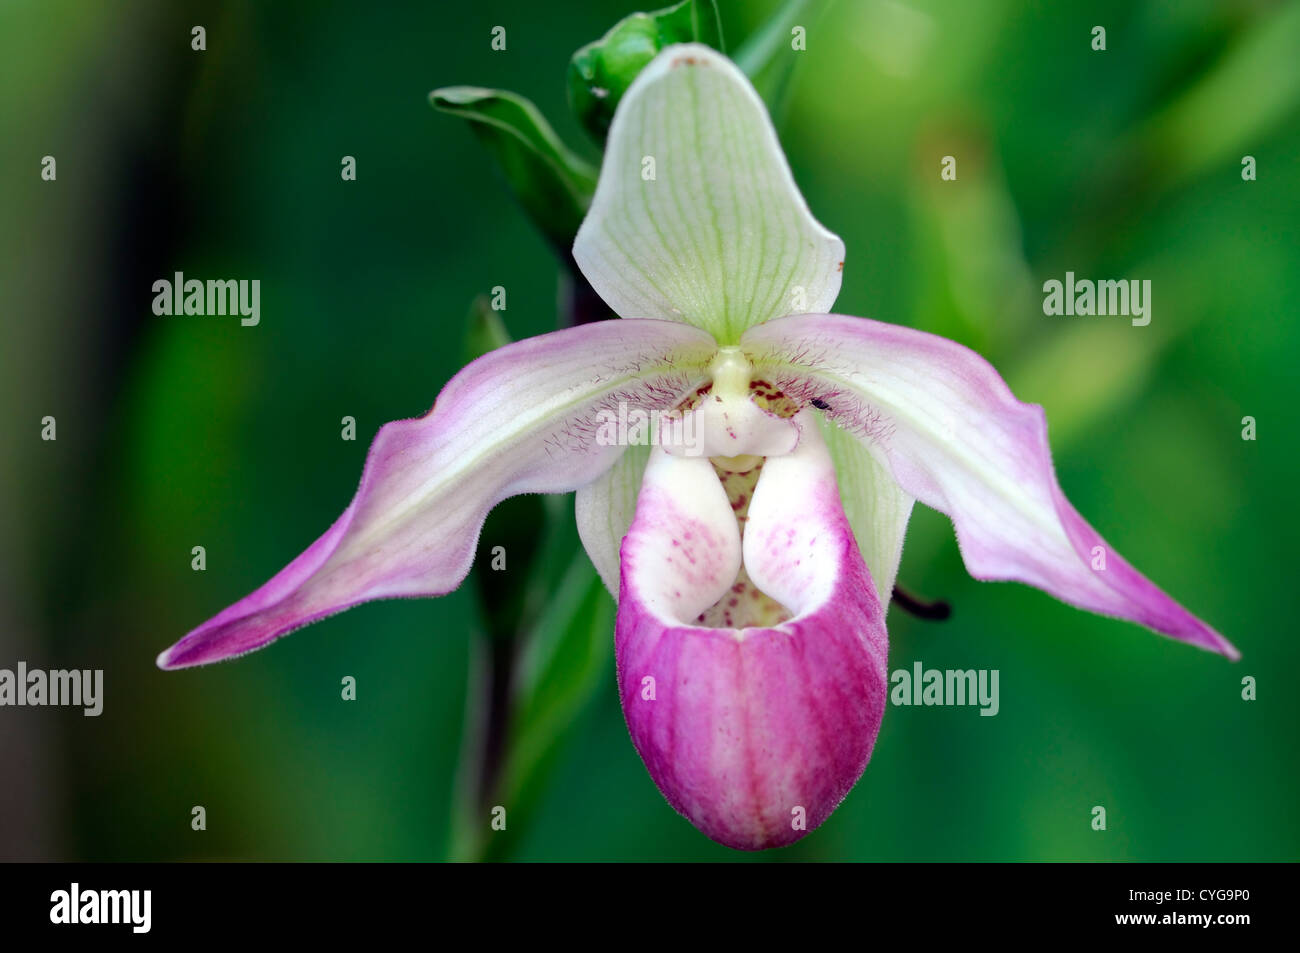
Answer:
[507,556,614,788]
[486,551,615,860]
[567,0,724,142]
[431,86,598,252]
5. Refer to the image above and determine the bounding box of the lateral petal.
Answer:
[158,320,716,669]
[744,313,1238,659]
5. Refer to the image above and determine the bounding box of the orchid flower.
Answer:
[158,44,1237,850]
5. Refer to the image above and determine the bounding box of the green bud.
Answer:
[567,0,723,142]
[431,87,597,254]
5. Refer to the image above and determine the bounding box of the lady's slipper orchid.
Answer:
[158,44,1237,850]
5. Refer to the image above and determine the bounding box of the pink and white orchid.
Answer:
[158,44,1237,850]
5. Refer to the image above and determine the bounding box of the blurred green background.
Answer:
[2,0,1297,861]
